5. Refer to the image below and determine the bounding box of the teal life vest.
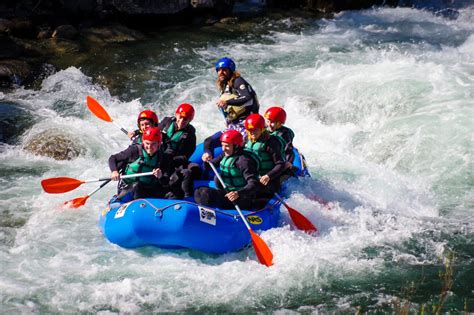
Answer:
[123,147,160,186]
[219,150,261,191]
[246,134,285,175]
[165,120,185,152]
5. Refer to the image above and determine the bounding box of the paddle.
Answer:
[63,180,111,208]
[273,192,317,233]
[41,172,154,194]
[86,96,129,135]
[208,162,273,267]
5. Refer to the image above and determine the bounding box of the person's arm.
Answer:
[225,77,254,107]
[128,129,140,140]
[156,151,174,186]
[157,117,171,131]
[265,138,286,179]
[203,131,222,156]
[158,116,172,148]
[208,154,224,170]
[182,126,197,159]
[108,145,138,172]
[282,134,294,161]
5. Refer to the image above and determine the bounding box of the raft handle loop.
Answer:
[154,208,163,219]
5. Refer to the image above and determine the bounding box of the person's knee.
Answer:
[188,163,202,179]
[194,187,208,205]
[181,169,191,178]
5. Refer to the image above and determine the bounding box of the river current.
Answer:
[0,5,473,313]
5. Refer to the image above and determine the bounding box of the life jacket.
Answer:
[222,77,260,123]
[163,118,186,152]
[271,126,295,162]
[220,149,261,191]
[245,134,285,175]
[123,146,161,186]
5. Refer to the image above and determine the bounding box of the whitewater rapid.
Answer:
[1,5,472,313]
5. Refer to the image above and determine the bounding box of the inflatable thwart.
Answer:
[99,144,309,254]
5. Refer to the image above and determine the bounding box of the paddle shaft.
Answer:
[274,192,289,207]
[112,121,129,135]
[88,179,111,197]
[86,96,129,135]
[208,162,252,231]
[85,172,154,183]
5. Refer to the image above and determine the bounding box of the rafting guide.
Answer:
[201,57,261,161]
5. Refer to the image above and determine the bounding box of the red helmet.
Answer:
[137,110,158,126]
[142,127,162,143]
[244,113,266,130]
[220,129,243,147]
[176,103,195,121]
[264,106,287,124]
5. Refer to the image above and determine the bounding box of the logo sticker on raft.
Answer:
[114,203,130,219]
[199,207,216,225]
[247,216,263,225]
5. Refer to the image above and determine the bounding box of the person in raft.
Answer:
[127,110,159,145]
[201,57,260,162]
[109,127,173,201]
[158,103,199,199]
[264,106,295,165]
[195,129,261,209]
[244,113,287,198]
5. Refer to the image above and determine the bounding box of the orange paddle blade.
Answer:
[286,205,317,233]
[41,177,84,194]
[249,230,273,267]
[63,196,89,208]
[86,96,113,122]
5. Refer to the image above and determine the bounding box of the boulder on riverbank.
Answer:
[23,129,84,160]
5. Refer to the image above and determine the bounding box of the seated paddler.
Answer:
[128,109,159,145]
[109,126,173,201]
[195,129,261,210]
[158,103,199,199]
[244,113,287,198]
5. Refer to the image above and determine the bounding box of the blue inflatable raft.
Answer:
[99,144,309,254]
